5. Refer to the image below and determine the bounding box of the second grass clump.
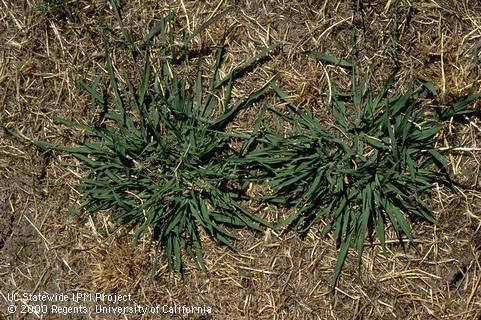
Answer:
[244,66,480,284]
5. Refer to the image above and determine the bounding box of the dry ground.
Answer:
[1,0,481,319]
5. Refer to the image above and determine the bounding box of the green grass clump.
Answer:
[245,68,480,284]
[35,12,277,274]
[35,0,80,21]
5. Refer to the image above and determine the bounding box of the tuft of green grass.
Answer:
[34,0,80,22]
[244,65,480,285]
[34,11,277,275]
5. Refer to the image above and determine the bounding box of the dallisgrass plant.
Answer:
[7,3,478,284]
[244,66,481,285]
[31,12,278,274]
